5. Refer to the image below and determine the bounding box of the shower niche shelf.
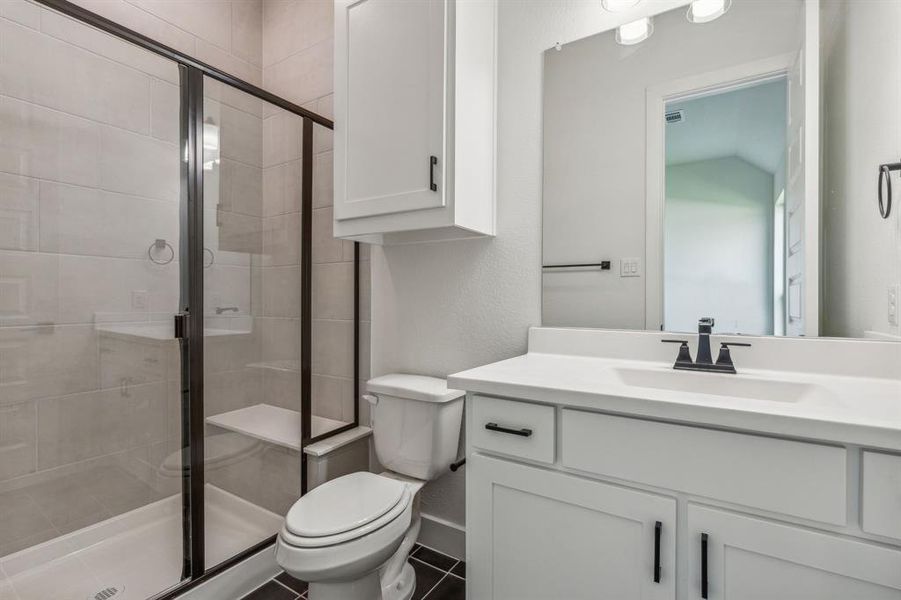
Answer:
[246,360,300,373]
[206,404,350,451]
[96,322,252,342]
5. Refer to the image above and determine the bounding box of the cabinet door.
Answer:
[687,504,901,600]
[468,453,676,600]
[334,0,446,221]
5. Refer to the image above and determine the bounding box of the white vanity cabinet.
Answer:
[687,505,901,600]
[333,0,496,244]
[465,396,901,600]
[468,453,676,600]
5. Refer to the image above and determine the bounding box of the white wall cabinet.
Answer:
[466,397,901,600]
[334,0,496,244]
[468,454,676,600]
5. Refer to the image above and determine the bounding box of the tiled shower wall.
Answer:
[262,0,366,425]
[0,0,367,549]
[0,0,187,554]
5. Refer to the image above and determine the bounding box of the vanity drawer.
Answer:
[471,396,555,464]
[561,409,847,525]
[862,451,901,540]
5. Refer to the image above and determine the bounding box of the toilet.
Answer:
[275,374,465,600]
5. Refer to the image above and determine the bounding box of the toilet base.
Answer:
[304,560,415,600]
[381,561,415,600]
[308,571,382,600]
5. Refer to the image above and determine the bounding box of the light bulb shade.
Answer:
[615,17,653,45]
[687,0,731,23]
[601,0,640,11]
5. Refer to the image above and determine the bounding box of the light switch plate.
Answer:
[621,258,641,277]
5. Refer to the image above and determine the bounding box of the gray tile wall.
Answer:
[262,0,369,427]
[0,0,271,525]
[0,1,189,500]
[0,0,365,541]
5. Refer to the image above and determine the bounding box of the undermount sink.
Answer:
[612,367,823,403]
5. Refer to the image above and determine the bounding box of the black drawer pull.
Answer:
[701,533,709,599]
[653,521,662,583]
[485,422,532,437]
[429,155,438,192]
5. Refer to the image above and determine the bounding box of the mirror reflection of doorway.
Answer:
[663,76,788,335]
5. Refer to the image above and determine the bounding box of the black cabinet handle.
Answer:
[701,533,709,599]
[429,155,438,192]
[653,521,662,583]
[485,422,532,437]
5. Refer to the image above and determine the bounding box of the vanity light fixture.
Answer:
[615,17,653,45]
[601,0,640,11]
[686,0,731,23]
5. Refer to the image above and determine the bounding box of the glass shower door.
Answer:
[199,76,298,570]
[0,5,187,600]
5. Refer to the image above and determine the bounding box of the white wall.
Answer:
[369,0,688,533]
[542,0,802,329]
[665,157,775,335]
[821,0,901,339]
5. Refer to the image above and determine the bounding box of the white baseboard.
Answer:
[177,545,280,600]
[418,513,466,560]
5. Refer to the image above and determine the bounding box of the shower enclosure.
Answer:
[0,2,357,599]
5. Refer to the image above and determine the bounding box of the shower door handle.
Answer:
[174,313,189,340]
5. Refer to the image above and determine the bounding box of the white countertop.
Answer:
[449,351,901,451]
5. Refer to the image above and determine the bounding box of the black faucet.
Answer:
[662,317,751,374]
[696,317,715,365]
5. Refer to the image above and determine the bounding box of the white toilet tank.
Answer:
[366,374,465,481]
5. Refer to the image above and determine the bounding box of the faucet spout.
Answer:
[696,317,715,365]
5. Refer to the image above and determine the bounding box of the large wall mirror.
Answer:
[542,0,901,341]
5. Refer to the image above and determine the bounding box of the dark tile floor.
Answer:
[243,544,465,600]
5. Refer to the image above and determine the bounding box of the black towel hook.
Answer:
[878,162,900,219]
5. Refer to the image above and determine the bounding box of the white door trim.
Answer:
[644,53,796,332]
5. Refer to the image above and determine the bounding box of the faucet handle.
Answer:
[662,339,693,366]
[715,342,751,370]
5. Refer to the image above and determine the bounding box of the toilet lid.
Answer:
[284,472,407,538]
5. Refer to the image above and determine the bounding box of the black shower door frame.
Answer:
[31,1,361,598]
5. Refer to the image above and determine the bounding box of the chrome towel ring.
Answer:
[148,238,174,265]
[148,239,215,267]
[878,162,900,219]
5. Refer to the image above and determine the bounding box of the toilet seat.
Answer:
[281,473,412,548]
